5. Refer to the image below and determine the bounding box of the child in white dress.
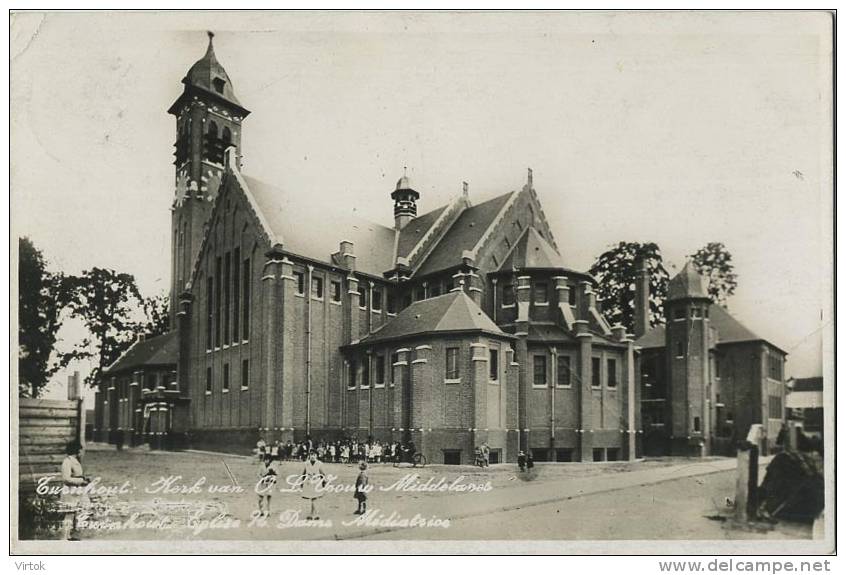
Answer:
[299,450,326,520]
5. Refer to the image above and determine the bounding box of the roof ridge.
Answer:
[405,192,469,268]
[498,225,530,270]
[468,190,520,260]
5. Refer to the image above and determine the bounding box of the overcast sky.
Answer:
[11,11,831,398]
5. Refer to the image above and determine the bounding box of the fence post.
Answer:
[77,398,86,447]
[735,444,759,522]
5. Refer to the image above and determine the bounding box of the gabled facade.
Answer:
[95,35,640,463]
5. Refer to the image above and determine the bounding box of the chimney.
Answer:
[634,255,650,338]
[339,240,356,271]
[67,371,80,401]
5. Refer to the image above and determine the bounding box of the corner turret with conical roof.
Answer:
[664,260,714,455]
[667,261,710,302]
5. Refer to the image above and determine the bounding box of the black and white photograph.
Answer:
[8,8,835,558]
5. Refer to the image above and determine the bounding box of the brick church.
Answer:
[93,33,783,464]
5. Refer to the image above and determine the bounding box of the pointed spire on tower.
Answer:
[523,167,534,192]
[205,31,216,57]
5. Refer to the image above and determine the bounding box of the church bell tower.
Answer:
[168,32,250,324]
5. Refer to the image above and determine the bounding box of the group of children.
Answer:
[256,436,416,465]
[255,448,369,519]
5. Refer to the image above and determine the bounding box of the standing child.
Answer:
[299,450,326,520]
[354,461,369,515]
[256,454,277,517]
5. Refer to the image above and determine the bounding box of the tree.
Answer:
[690,242,738,307]
[142,294,170,338]
[18,237,66,397]
[61,268,145,388]
[589,242,670,334]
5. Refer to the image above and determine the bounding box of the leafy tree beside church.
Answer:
[590,242,670,334]
[18,237,66,397]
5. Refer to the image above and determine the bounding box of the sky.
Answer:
[10,11,832,400]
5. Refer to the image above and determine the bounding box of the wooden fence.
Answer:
[18,398,84,488]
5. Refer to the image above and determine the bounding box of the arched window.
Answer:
[208,121,218,139]
[222,126,231,144]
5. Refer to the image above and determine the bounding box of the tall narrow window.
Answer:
[224,252,231,345]
[372,289,382,311]
[375,355,385,386]
[348,360,357,389]
[222,363,230,392]
[205,367,212,393]
[232,248,240,342]
[502,284,515,306]
[445,347,460,381]
[386,293,396,314]
[242,257,251,340]
[557,355,571,387]
[568,288,576,306]
[391,352,400,384]
[591,357,601,388]
[489,349,499,381]
[311,275,323,299]
[359,285,368,308]
[534,282,548,304]
[222,126,232,143]
[214,256,222,347]
[533,355,547,387]
[362,357,371,388]
[241,359,249,390]
[294,271,305,295]
[331,281,342,302]
[607,358,618,388]
[693,417,701,433]
[206,275,213,350]
[676,339,685,358]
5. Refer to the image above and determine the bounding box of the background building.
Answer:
[636,261,787,456]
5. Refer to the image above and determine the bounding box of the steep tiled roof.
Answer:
[357,291,509,345]
[791,377,822,392]
[667,261,709,301]
[242,175,396,277]
[500,226,564,271]
[395,205,447,260]
[105,331,178,374]
[634,304,777,352]
[708,304,764,345]
[635,325,666,349]
[414,191,515,277]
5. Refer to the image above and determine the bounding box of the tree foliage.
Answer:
[61,268,146,388]
[18,237,67,397]
[589,242,670,334]
[18,236,173,395]
[690,242,738,307]
[142,294,170,338]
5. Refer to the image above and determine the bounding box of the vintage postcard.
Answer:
[9,10,835,556]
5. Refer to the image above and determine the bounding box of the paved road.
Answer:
[357,464,811,541]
